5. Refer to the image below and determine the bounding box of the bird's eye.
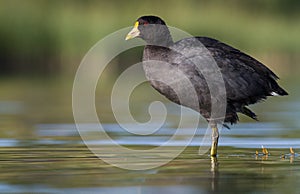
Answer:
[143,21,149,26]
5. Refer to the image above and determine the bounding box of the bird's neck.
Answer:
[157,34,174,47]
[144,28,174,47]
[143,44,171,62]
[145,37,173,47]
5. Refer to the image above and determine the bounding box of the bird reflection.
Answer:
[210,156,219,191]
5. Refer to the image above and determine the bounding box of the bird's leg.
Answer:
[210,123,219,157]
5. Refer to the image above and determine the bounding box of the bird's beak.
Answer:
[125,21,140,40]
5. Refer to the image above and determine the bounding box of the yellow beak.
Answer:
[125,21,140,40]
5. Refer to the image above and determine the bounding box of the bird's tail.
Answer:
[241,107,258,121]
[270,81,288,96]
[272,87,288,96]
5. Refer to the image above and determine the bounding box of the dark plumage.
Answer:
[126,15,288,156]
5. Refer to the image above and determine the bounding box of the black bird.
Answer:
[125,16,288,156]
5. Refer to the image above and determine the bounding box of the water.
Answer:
[0,77,299,193]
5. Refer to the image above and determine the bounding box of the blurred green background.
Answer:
[1,0,300,76]
[0,0,299,128]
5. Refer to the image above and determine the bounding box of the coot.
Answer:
[126,15,288,156]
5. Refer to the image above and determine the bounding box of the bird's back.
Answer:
[142,37,288,124]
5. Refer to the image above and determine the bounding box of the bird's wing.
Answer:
[197,37,279,79]
[199,37,286,104]
[173,37,282,106]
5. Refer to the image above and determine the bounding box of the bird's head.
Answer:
[126,15,173,46]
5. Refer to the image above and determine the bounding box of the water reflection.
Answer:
[31,123,300,148]
[0,139,298,193]
[1,122,300,149]
[0,141,299,193]
[210,156,219,192]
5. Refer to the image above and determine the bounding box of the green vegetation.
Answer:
[0,0,299,75]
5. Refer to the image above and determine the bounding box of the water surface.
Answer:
[0,77,299,193]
